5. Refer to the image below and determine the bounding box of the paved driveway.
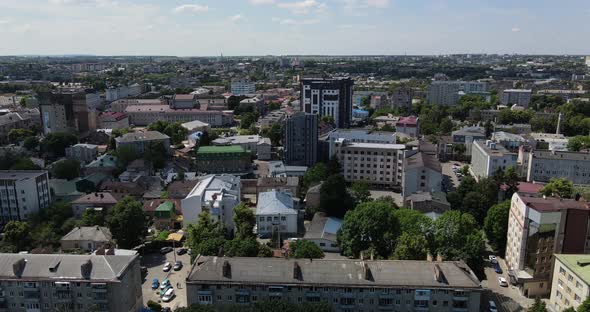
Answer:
[141,248,191,310]
[480,255,534,312]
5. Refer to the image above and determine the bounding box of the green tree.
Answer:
[106,196,147,249]
[41,132,78,157]
[162,122,189,145]
[540,178,574,199]
[10,158,40,170]
[144,141,168,169]
[240,112,258,129]
[338,201,399,258]
[453,144,466,159]
[233,203,255,239]
[115,145,139,167]
[319,174,354,218]
[175,305,215,312]
[23,136,39,150]
[260,123,283,146]
[8,128,34,144]
[52,159,81,180]
[562,308,575,312]
[577,297,590,312]
[568,136,590,152]
[186,211,226,256]
[3,221,31,251]
[224,238,261,257]
[528,297,547,312]
[393,232,429,260]
[289,240,324,259]
[81,209,105,226]
[147,300,162,312]
[434,211,485,272]
[440,118,453,134]
[147,120,169,133]
[484,201,510,254]
[300,163,329,196]
[350,181,372,204]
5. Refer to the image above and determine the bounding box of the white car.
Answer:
[498,277,508,287]
[489,255,498,264]
[162,288,175,302]
[162,262,172,272]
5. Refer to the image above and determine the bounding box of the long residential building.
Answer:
[526,150,590,185]
[124,104,233,127]
[326,129,397,158]
[332,139,406,187]
[505,193,590,298]
[427,81,488,106]
[186,257,482,312]
[550,254,590,312]
[0,170,51,223]
[0,253,143,312]
[470,140,517,180]
[301,77,354,129]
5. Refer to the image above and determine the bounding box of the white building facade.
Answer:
[255,190,298,237]
[0,170,51,223]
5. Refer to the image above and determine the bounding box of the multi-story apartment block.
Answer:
[38,90,86,135]
[284,113,318,167]
[332,139,406,187]
[501,89,532,108]
[186,257,482,312]
[526,150,590,185]
[110,99,164,113]
[105,83,142,102]
[550,254,590,312]
[325,129,397,158]
[231,79,256,96]
[0,112,36,144]
[505,193,590,297]
[65,144,98,164]
[195,146,251,174]
[301,77,354,129]
[0,170,51,223]
[0,253,143,312]
[170,94,197,109]
[124,105,233,127]
[390,87,414,109]
[211,135,271,160]
[181,174,241,228]
[114,131,171,155]
[427,81,489,106]
[402,151,443,198]
[470,140,517,180]
[255,190,298,238]
[537,90,586,101]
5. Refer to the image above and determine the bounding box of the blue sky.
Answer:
[0,0,589,56]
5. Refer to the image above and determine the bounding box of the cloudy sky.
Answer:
[0,0,589,56]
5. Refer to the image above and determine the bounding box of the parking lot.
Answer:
[480,254,534,312]
[141,247,191,310]
[441,161,468,191]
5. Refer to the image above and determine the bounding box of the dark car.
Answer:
[176,248,187,255]
[140,266,148,276]
[494,263,503,274]
[173,261,183,271]
[160,246,173,254]
[162,308,172,312]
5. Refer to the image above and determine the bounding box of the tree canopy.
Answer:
[319,174,354,218]
[540,178,574,199]
[41,132,78,156]
[106,196,147,249]
[289,240,324,259]
[484,201,510,254]
[52,159,81,180]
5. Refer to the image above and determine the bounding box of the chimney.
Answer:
[293,262,302,280]
[363,262,373,281]
[12,258,27,277]
[106,247,115,255]
[80,260,93,279]
[222,261,231,279]
[426,253,433,262]
[436,253,443,262]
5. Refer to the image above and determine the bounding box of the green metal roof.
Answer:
[555,254,590,285]
[197,145,247,154]
[156,201,174,212]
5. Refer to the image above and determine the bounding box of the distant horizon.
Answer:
[1,53,589,58]
[1,0,589,56]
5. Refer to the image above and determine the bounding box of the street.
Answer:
[480,254,534,312]
[141,248,191,310]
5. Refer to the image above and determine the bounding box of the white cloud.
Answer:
[230,14,244,22]
[173,4,209,14]
[343,0,390,10]
[511,27,521,32]
[249,0,275,4]
[271,17,320,25]
[277,0,325,14]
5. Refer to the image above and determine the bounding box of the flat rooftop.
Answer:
[554,254,590,285]
[188,257,481,289]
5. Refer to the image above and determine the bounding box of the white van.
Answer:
[162,288,175,302]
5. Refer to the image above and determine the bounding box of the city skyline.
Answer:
[1,0,589,56]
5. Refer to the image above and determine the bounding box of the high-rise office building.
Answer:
[39,89,100,135]
[301,77,353,128]
[284,112,318,167]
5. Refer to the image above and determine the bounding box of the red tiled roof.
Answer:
[501,182,543,194]
[396,116,418,126]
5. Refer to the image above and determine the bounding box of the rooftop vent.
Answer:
[13,258,27,277]
[48,259,61,272]
[577,260,590,267]
[81,260,93,279]
[363,262,373,281]
[222,261,231,279]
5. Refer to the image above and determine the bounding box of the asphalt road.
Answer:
[480,254,534,312]
[141,248,191,310]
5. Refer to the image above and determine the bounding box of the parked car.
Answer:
[173,261,183,271]
[160,246,173,254]
[162,288,175,302]
[160,285,173,298]
[494,263,503,274]
[163,262,172,272]
[162,308,172,312]
[177,248,187,255]
[489,255,498,264]
[498,277,508,287]
[151,278,159,290]
[160,278,171,290]
[489,301,498,312]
